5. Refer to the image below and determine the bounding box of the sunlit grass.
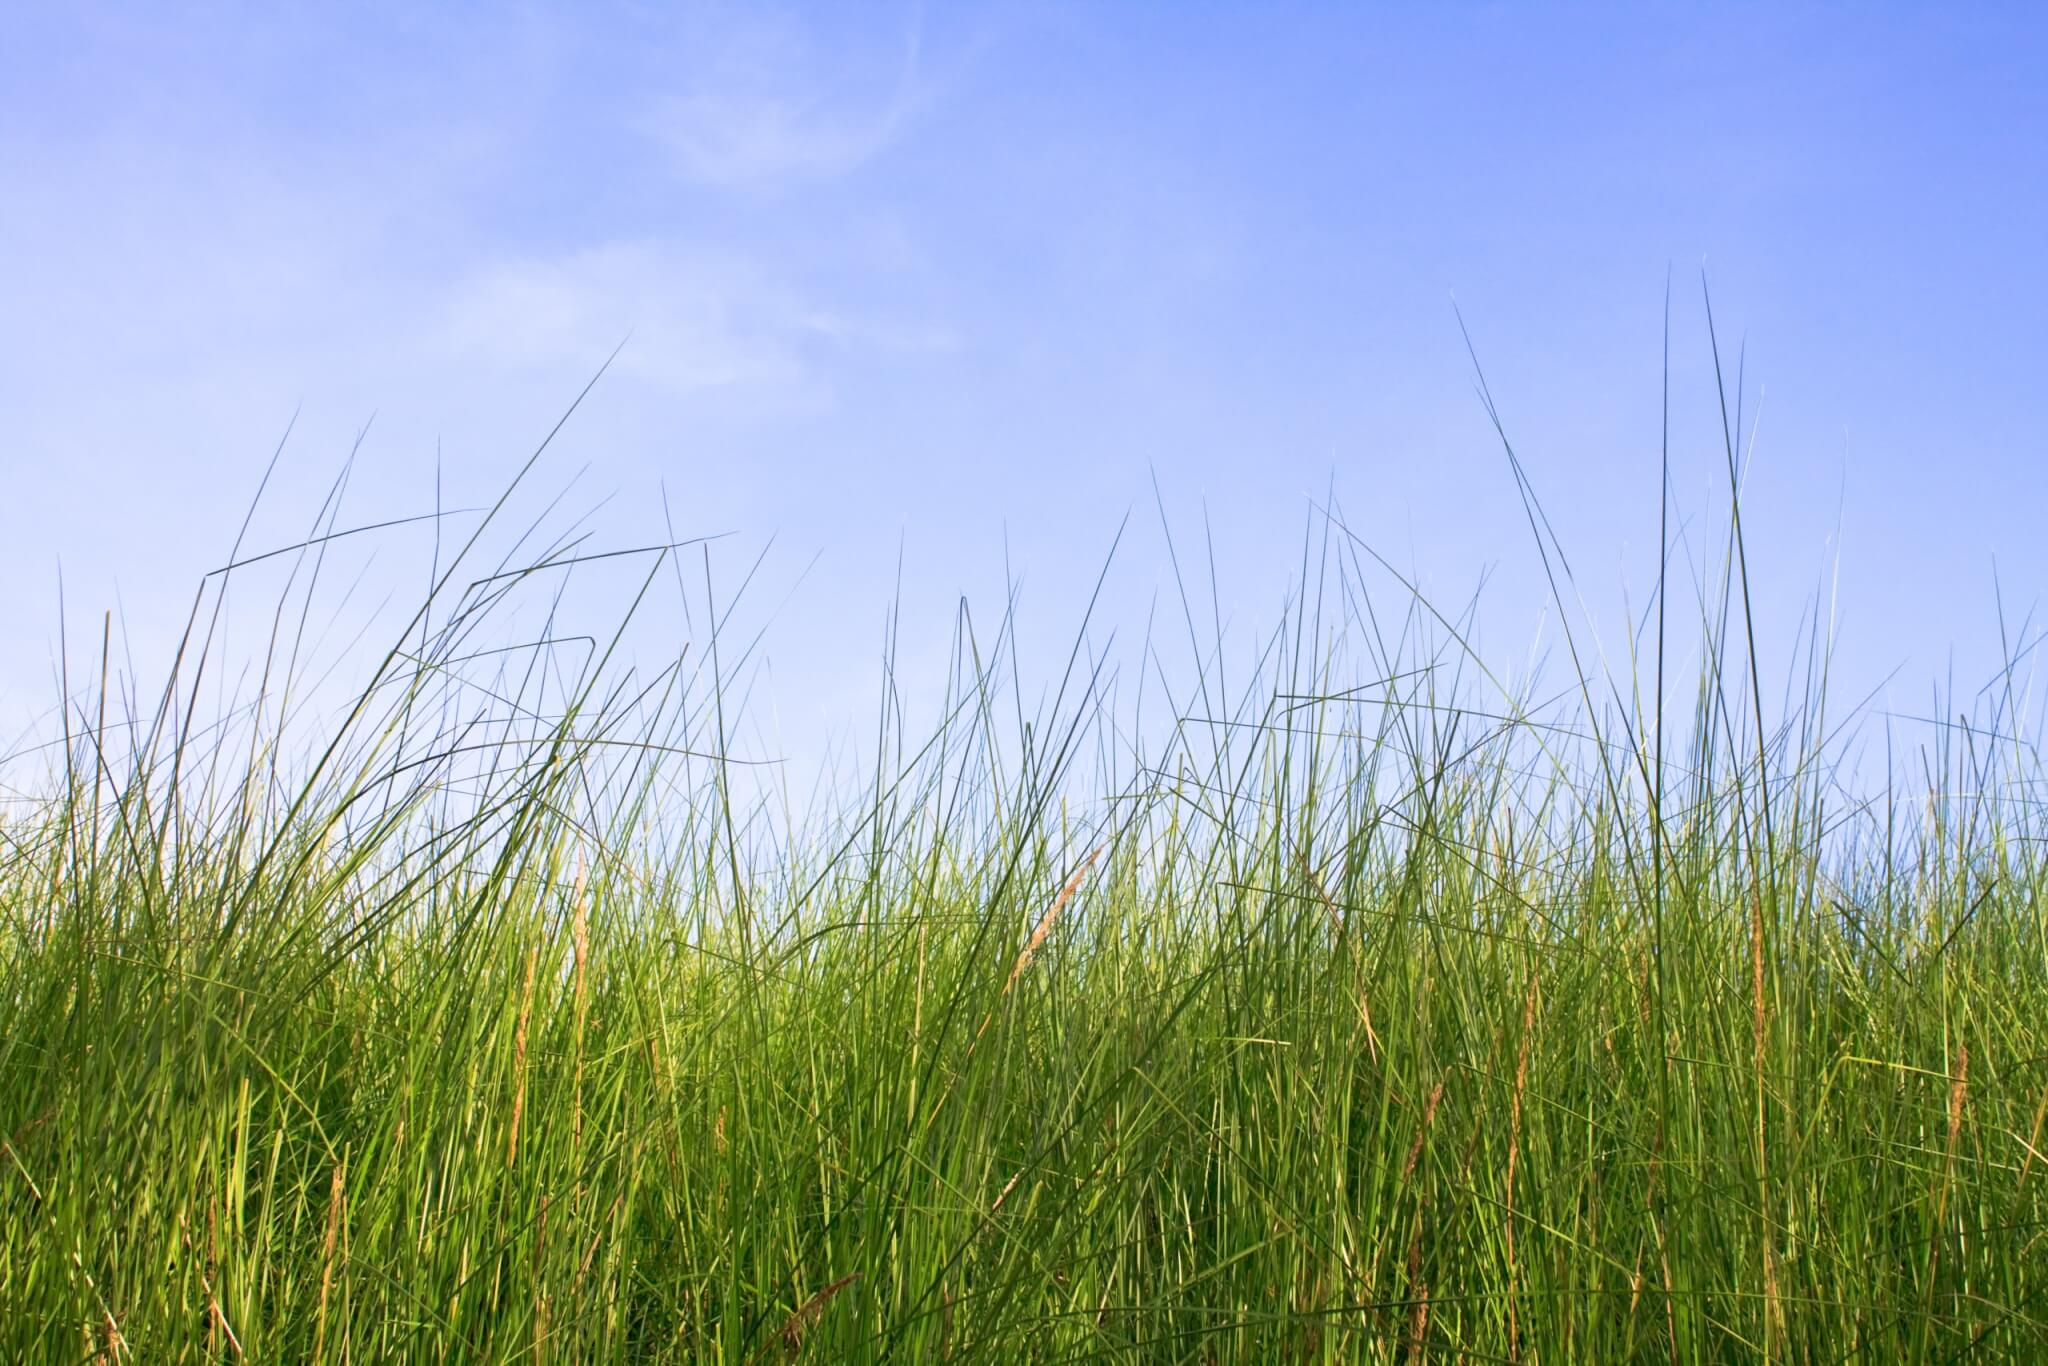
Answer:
[4,340,2045,1361]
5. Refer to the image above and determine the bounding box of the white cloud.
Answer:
[796,309,958,355]
[444,242,816,395]
[635,7,925,188]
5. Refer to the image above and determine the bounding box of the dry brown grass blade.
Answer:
[962,846,1106,1063]
[1366,1080,1447,1300]
[1404,1232,1430,1363]
[313,1159,346,1366]
[507,943,540,1168]
[1401,1082,1446,1189]
[989,1168,1025,1215]
[1948,1042,1972,1144]
[766,1271,861,1360]
[1927,1042,1971,1293]
[1304,854,1382,1063]
[2021,1079,2048,1186]
[570,852,590,1015]
[1003,845,1103,995]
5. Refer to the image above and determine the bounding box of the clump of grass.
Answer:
[3,322,2045,1362]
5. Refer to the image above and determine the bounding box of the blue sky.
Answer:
[4,2,2045,769]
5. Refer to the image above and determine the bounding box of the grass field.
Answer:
[4,383,2046,1361]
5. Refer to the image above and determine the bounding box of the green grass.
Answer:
[4,367,2046,1361]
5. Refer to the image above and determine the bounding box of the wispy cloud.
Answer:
[635,6,926,188]
[445,241,818,395]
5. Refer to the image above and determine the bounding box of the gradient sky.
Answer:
[5,2,2045,769]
